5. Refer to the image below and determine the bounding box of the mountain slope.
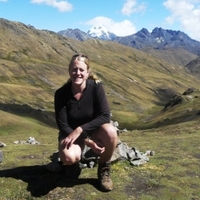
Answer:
[1,18,200,128]
[142,47,198,66]
[185,56,200,78]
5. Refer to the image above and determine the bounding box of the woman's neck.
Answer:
[71,81,86,95]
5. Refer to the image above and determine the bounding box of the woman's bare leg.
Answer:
[58,140,82,165]
[91,123,118,164]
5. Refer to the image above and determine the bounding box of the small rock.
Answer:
[0,142,6,147]
[145,150,155,156]
[0,150,3,163]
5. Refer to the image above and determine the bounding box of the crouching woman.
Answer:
[54,53,118,192]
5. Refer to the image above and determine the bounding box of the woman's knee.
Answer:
[104,124,117,136]
[98,123,118,143]
[59,144,82,165]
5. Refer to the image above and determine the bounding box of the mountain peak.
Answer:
[58,28,92,41]
[87,25,108,37]
[87,25,116,40]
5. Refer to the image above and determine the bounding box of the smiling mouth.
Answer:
[73,77,82,81]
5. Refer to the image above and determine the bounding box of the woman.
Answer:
[54,53,118,192]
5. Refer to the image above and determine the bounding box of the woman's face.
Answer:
[69,59,89,86]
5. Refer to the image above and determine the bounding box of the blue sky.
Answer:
[1,0,200,41]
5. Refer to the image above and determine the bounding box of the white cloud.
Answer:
[121,0,146,16]
[0,0,7,2]
[86,16,137,36]
[163,0,200,41]
[30,0,73,12]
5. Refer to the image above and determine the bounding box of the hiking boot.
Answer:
[97,162,113,192]
[65,162,82,179]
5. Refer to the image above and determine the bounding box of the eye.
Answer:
[79,68,85,72]
[71,67,85,73]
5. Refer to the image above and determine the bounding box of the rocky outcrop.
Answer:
[162,95,183,111]
[182,88,194,95]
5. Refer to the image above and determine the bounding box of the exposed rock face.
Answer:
[163,95,183,111]
[182,88,194,95]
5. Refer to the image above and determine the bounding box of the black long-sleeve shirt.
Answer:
[54,79,111,137]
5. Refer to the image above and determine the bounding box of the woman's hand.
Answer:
[85,138,105,155]
[62,127,83,149]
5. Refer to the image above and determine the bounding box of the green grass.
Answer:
[1,110,200,200]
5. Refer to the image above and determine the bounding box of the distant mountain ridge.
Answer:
[58,25,117,41]
[58,25,200,57]
[115,27,200,56]
[57,25,200,67]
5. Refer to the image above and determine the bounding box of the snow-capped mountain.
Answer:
[87,25,116,40]
[58,26,200,56]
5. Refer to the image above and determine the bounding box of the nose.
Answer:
[73,68,80,74]
[76,69,81,74]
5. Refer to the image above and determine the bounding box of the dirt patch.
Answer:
[193,153,200,159]
[125,173,162,199]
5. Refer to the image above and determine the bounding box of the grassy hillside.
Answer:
[143,47,198,66]
[1,18,200,129]
[1,18,200,200]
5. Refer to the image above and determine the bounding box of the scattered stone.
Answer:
[144,150,155,156]
[0,142,6,147]
[27,137,40,145]
[13,140,26,144]
[110,120,119,134]
[13,137,41,145]
[0,150,3,163]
